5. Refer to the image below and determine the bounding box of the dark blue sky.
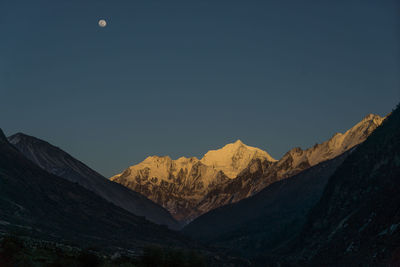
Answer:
[1,0,399,177]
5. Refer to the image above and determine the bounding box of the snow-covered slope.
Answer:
[195,114,385,211]
[111,155,222,190]
[286,114,385,168]
[111,140,275,221]
[111,114,385,223]
[201,140,276,178]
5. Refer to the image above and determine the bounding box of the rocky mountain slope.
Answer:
[183,150,350,257]
[8,133,179,230]
[0,129,188,250]
[195,114,385,214]
[111,140,275,222]
[267,106,400,266]
[111,114,384,223]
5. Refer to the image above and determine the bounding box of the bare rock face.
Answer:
[111,114,384,223]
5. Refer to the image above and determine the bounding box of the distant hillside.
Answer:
[0,129,188,250]
[8,133,179,229]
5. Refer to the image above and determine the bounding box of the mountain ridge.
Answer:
[265,106,400,265]
[0,129,7,142]
[111,114,384,222]
[183,150,352,257]
[110,139,275,221]
[0,128,189,250]
[8,132,180,229]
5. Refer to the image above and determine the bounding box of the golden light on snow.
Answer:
[98,19,107,28]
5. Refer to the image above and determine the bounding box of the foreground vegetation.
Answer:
[0,235,207,267]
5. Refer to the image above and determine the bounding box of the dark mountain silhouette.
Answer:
[267,104,399,265]
[183,150,350,257]
[0,129,188,250]
[183,108,397,264]
[8,133,179,230]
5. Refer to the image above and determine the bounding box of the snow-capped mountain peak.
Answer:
[111,113,385,222]
[200,140,276,178]
[110,140,274,221]
[272,114,385,171]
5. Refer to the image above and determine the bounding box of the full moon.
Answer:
[98,19,107,28]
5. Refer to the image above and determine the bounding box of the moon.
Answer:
[98,19,107,28]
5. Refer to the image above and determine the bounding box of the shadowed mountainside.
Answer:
[8,133,179,230]
[267,105,399,265]
[0,129,188,250]
[183,150,350,257]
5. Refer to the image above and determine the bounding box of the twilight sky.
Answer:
[1,0,399,177]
